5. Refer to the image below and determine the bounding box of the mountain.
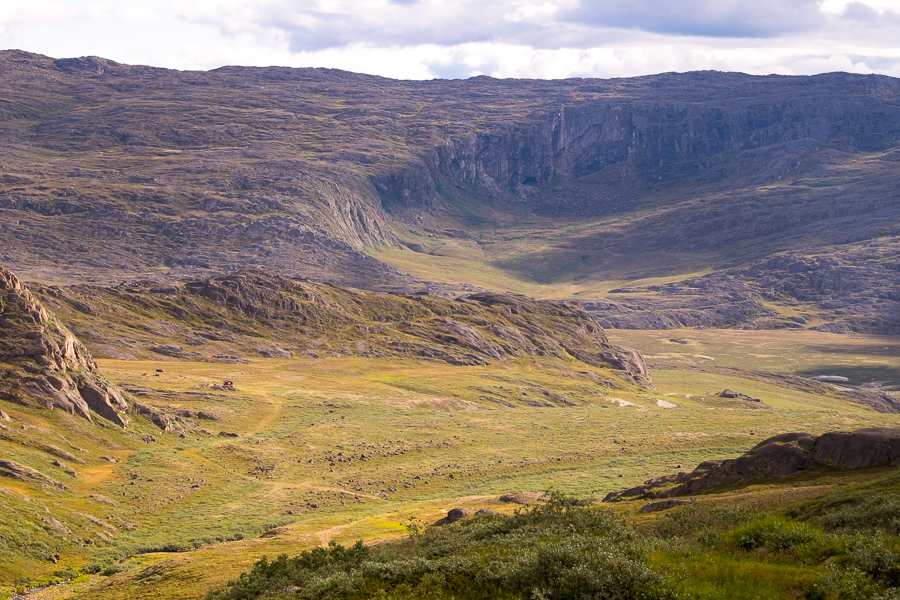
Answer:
[2,51,900,334]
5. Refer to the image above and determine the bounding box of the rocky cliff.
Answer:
[30,270,652,389]
[0,267,129,426]
[2,51,900,299]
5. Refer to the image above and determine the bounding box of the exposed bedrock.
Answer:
[31,269,653,388]
[0,266,129,426]
[604,427,900,502]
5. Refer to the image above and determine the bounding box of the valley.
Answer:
[2,267,899,598]
[1,51,900,599]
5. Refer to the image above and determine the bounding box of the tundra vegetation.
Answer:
[2,52,900,599]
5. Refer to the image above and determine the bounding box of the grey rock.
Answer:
[639,500,690,513]
[604,427,900,502]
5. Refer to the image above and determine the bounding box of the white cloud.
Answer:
[0,0,899,79]
[505,3,560,23]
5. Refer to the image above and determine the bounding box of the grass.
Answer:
[605,329,900,390]
[2,330,900,598]
[195,472,900,600]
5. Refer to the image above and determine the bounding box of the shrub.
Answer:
[82,562,111,574]
[208,494,686,600]
[731,517,822,552]
[52,566,78,580]
[847,539,900,589]
[818,494,900,536]
[809,566,879,600]
[102,562,138,576]
[654,503,757,541]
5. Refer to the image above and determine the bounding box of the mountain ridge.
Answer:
[2,51,900,332]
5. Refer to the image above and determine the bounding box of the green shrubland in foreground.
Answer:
[209,478,900,600]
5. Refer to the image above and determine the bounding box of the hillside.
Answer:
[28,269,651,386]
[3,51,900,599]
[2,51,900,332]
[4,266,900,598]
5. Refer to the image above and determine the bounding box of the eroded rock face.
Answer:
[0,266,129,427]
[36,270,653,387]
[604,427,900,501]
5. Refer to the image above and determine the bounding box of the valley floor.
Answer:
[2,330,899,599]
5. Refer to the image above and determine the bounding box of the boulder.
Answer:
[445,508,470,522]
[717,389,762,402]
[134,403,174,431]
[602,427,900,502]
[435,508,471,525]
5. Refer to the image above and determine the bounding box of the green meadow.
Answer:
[2,327,899,599]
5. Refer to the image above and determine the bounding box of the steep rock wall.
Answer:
[0,267,129,426]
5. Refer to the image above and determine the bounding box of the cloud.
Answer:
[560,0,825,38]
[1,0,900,80]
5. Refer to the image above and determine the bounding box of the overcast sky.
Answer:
[1,0,899,79]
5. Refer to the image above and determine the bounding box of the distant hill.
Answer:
[2,51,899,331]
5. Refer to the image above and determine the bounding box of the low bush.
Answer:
[101,562,137,576]
[727,516,842,562]
[653,503,757,541]
[208,493,687,600]
[817,493,900,536]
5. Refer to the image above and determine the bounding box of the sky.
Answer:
[1,0,900,80]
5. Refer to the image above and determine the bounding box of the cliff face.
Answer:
[0,267,129,426]
[379,72,900,216]
[2,52,900,306]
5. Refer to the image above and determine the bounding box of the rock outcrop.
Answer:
[0,266,129,426]
[584,240,900,335]
[0,458,66,489]
[33,270,653,389]
[717,389,761,403]
[604,427,900,502]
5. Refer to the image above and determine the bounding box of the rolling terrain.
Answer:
[1,51,900,334]
[2,52,900,599]
[2,266,900,599]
